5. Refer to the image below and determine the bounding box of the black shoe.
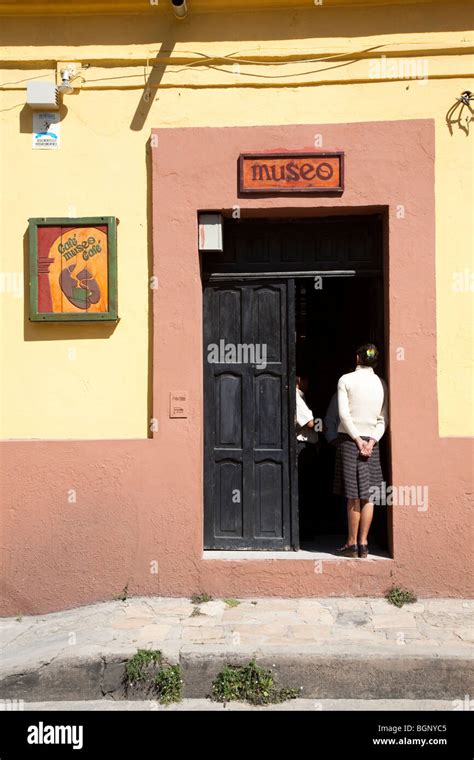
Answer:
[336,544,358,558]
[358,544,368,559]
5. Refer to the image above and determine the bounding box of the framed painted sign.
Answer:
[28,216,117,321]
[239,151,344,194]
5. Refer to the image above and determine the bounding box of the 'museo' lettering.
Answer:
[251,160,333,183]
[240,152,343,193]
[59,234,102,262]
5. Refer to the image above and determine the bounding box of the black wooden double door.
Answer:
[204,280,297,550]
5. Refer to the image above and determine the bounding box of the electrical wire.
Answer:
[0,72,53,88]
[1,42,468,89]
[75,44,387,85]
[0,102,24,112]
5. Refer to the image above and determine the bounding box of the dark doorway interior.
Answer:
[295,276,388,550]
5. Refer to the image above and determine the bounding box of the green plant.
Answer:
[154,665,182,705]
[125,649,162,686]
[211,660,298,705]
[385,586,417,608]
[224,598,241,607]
[191,606,203,617]
[124,649,182,704]
[191,592,213,605]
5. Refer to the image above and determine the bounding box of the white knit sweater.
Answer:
[337,366,388,441]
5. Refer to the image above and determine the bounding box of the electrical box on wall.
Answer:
[198,213,224,252]
[26,82,59,111]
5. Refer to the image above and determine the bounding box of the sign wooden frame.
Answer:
[28,216,118,322]
[239,151,344,194]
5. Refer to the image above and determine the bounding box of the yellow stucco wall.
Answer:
[0,1,472,439]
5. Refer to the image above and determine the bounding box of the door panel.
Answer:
[254,286,283,362]
[217,289,242,344]
[204,280,294,550]
[254,374,282,447]
[216,461,243,535]
[255,461,283,537]
[215,373,242,447]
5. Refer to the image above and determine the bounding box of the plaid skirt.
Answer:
[334,433,383,500]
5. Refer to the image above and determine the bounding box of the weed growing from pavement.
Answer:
[211,660,298,705]
[125,649,162,684]
[224,598,241,607]
[124,649,182,704]
[153,665,182,705]
[191,592,213,604]
[386,586,417,608]
[115,583,129,602]
[191,606,203,617]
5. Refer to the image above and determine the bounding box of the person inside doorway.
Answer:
[296,375,319,445]
[333,344,388,559]
[296,376,319,531]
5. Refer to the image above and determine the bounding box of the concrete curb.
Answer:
[1,652,472,702]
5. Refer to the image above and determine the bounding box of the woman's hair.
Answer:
[356,343,379,367]
[296,374,308,390]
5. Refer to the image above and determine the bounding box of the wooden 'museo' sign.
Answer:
[29,216,117,321]
[239,152,344,194]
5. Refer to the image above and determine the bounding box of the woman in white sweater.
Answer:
[333,344,388,559]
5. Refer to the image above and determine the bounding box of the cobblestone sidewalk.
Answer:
[1,596,472,675]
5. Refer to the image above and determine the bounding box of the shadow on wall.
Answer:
[445,92,474,136]
[146,137,155,438]
[1,4,472,47]
[130,39,175,132]
[19,102,68,135]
